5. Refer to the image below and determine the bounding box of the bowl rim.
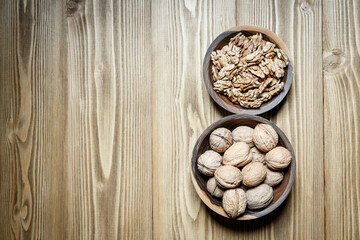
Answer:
[190,114,296,220]
[203,25,294,115]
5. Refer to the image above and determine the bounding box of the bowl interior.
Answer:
[191,115,295,220]
[203,28,293,115]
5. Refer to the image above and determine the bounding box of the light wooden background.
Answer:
[0,0,359,239]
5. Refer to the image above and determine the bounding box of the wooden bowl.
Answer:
[203,25,294,115]
[191,114,295,220]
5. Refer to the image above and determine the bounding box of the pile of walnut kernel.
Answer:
[197,124,292,218]
[210,33,289,108]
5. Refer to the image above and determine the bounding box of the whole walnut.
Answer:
[209,128,233,153]
[264,168,284,186]
[223,142,252,167]
[206,177,224,198]
[253,124,278,152]
[232,126,254,147]
[265,146,292,170]
[222,188,247,218]
[242,162,267,187]
[246,184,273,210]
[197,150,222,176]
[214,165,242,189]
[251,147,266,164]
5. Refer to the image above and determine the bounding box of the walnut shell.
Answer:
[222,188,247,218]
[214,165,243,189]
[253,124,278,152]
[232,126,254,147]
[206,177,224,198]
[251,147,266,164]
[197,150,222,176]
[209,128,233,153]
[223,142,252,167]
[265,146,292,170]
[246,184,273,210]
[242,162,267,187]
[264,168,284,186]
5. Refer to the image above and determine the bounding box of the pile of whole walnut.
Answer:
[211,33,289,108]
[197,124,292,218]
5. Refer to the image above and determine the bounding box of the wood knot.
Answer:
[323,49,346,73]
[66,0,82,17]
[300,1,312,14]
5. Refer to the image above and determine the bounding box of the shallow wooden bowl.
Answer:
[203,25,294,115]
[191,114,295,220]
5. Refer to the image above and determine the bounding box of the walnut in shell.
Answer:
[246,184,273,210]
[242,162,267,187]
[197,150,222,176]
[251,147,266,164]
[265,146,292,170]
[214,165,243,189]
[264,168,284,187]
[209,128,233,153]
[253,124,278,152]
[222,188,247,218]
[223,142,252,167]
[232,126,254,147]
[206,177,224,198]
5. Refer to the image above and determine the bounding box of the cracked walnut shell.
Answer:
[222,188,247,218]
[214,165,243,189]
[242,162,267,187]
[197,150,222,176]
[253,124,278,152]
[246,184,273,210]
[264,168,284,187]
[223,142,252,167]
[232,126,254,147]
[209,128,233,153]
[207,177,224,198]
[265,146,292,170]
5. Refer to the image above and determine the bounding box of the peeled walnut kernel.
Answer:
[206,177,224,198]
[223,142,252,167]
[253,124,278,152]
[209,128,233,153]
[246,184,273,210]
[251,147,266,164]
[223,188,247,218]
[197,150,222,176]
[210,32,288,109]
[214,165,243,189]
[242,162,267,187]
[265,146,292,170]
[264,168,284,186]
[232,126,254,147]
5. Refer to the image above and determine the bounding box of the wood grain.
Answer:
[0,0,152,239]
[0,0,359,239]
[66,0,152,239]
[323,0,360,239]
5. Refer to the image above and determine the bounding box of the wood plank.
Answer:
[0,0,68,239]
[323,0,360,239]
[66,0,152,239]
[152,0,324,239]
[151,0,235,239]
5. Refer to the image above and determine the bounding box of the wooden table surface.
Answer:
[0,0,359,239]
